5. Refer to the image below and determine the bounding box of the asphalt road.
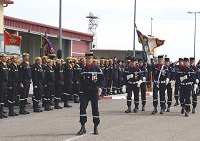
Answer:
[1,95,200,141]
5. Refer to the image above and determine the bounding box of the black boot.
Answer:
[174,101,179,106]
[44,100,50,111]
[125,107,131,113]
[152,107,157,114]
[8,103,15,116]
[181,107,185,114]
[0,104,4,119]
[94,125,99,135]
[12,104,18,116]
[142,105,145,111]
[64,95,72,108]
[185,111,189,117]
[166,106,170,112]
[48,100,53,111]
[77,124,86,135]
[33,101,40,112]
[24,99,30,114]
[192,108,196,114]
[160,109,164,114]
[54,99,62,109]
[133,105,139,113]
[74,94,80,103]
[19,100,27,115]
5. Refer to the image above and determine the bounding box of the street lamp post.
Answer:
[187,11,200,59]
[133,0,136,57]
[57,0,62,59]
[151,18,153,36]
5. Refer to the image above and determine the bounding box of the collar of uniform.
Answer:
[2,61,7,67]
[86,63,93,70]
[24,61,29,66]
[13,63,17,68]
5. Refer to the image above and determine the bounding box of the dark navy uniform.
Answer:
[190,57,200,114]
[139,62,148,111]
[0,58,9,118]
[54,61,64,109]
[78,52,105,135]
[32,63,45,112]
[152,56,169,114]
[165,58,175,112]
[174,58,184,106]
[63,61,73,107]
[117,63,124,94]
[107,61,114,95]
[125,58,142,113]
[44,64,55,111]
[102,62,109,96]
[8,62,19,116]
[178,58,196,117]
[73,62,81,103]
[19,59,31,114]
[112,62,119,94]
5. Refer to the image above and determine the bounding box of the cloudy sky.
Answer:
[4,0,200,61]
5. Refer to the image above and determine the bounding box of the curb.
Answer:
[100,92,153,100]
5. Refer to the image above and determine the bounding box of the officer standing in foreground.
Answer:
[152,55,169,114]
[19,53,31,115]
[125,58,142,113]
[78,52,105,135]
[0,53,9,119]
[179,58,196,117]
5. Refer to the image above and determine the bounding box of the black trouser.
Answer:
[107,78,112,94]
[166,83,172,107]
[117,77,123,93]
[44,84,54,102]
[180,85,192,112]
[0,82,7,105]
[73,82,80,99]
[54,83,62,101]
[80,88,100,125]
[192,84,197,109]
[140,82,146,106]
[153,82,166,109]
[112,78,118,93]
[20,82,30,101]
[174,82,180,102]
[64,81,72,96]
[7,83,18,104]
[33,83,43,104]
[127,84,139,108]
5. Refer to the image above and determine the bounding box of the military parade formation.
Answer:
[0,52,200,135]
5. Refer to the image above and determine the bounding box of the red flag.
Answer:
[4,30,22,46]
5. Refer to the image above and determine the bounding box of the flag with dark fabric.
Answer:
[4,30,22,46]
[41,33,56,57]
[136,29,150,55]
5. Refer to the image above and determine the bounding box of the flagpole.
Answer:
[58,0,62,59]
[133,0,136,57]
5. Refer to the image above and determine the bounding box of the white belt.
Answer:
[181,82,192,85]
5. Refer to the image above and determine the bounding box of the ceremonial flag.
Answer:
[41,32,56,57]
[4,30,22,47]
[136,29,165,54]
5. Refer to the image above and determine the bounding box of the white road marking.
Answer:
[63,132,93,141]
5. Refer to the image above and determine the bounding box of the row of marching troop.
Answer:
[123,55,200,117]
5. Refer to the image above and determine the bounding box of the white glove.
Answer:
[143,77,146,82]
[196,79,199,84]
[137,80,142,87]
[194,84,198,94]
[171,80,175,89]
[180,75,187,82]
[127,74,133,80]
[122,85,126,93]
[166,78,169,85]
